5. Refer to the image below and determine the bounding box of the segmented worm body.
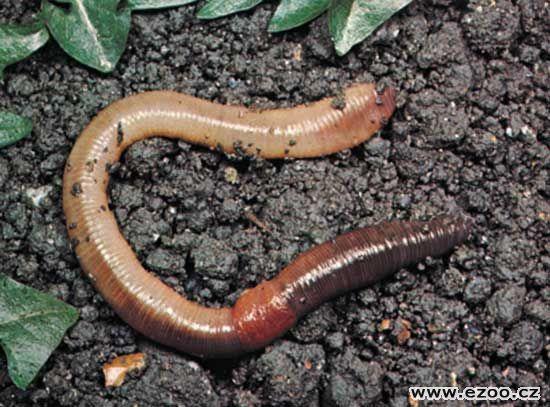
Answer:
[63,83,470,358]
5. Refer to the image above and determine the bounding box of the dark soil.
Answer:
[1,0,548,406]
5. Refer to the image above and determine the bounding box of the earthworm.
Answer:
[63,83,470,358]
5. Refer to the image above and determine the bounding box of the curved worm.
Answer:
[63,83,470,358]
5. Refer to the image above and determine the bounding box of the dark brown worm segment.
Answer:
[63,83,471,358]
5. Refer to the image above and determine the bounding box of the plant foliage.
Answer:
[128,0,198,10]
[329,0,412,55]
[268,0,330,33]
[41,0,132,73]
[0,0,411,77]
[0,111,33,149]
[0,22,49,80]
[0,275,79,389]
[199,0,412,55]
[197,0,263,19]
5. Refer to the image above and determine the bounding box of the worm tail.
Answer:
[278,215,472,317]
[231,215,471,352]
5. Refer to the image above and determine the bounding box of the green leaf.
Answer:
[268,0,330,32]
[127,0,198,11]
[0,112,33,149]
[329,0,412,56]
[197,0,264,19]
[0,22,50,80]
[41,0,131,73]
[0,274,79,389]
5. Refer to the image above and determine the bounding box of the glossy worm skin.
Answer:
[63,83,469,358]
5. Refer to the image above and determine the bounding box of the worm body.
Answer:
[63,84,470,358]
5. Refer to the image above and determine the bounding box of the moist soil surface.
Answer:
[0,0,548,406]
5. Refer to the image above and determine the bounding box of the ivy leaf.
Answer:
[268,0,330,33]
[41,0,131,73]
[329,0,412,56]
[197,0,264,19]
[0,22,50,81]
[0,274,79,389]
[0,111,33,149]
[127,0,198,11]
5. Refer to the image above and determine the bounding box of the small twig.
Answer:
[243,208,272,234]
